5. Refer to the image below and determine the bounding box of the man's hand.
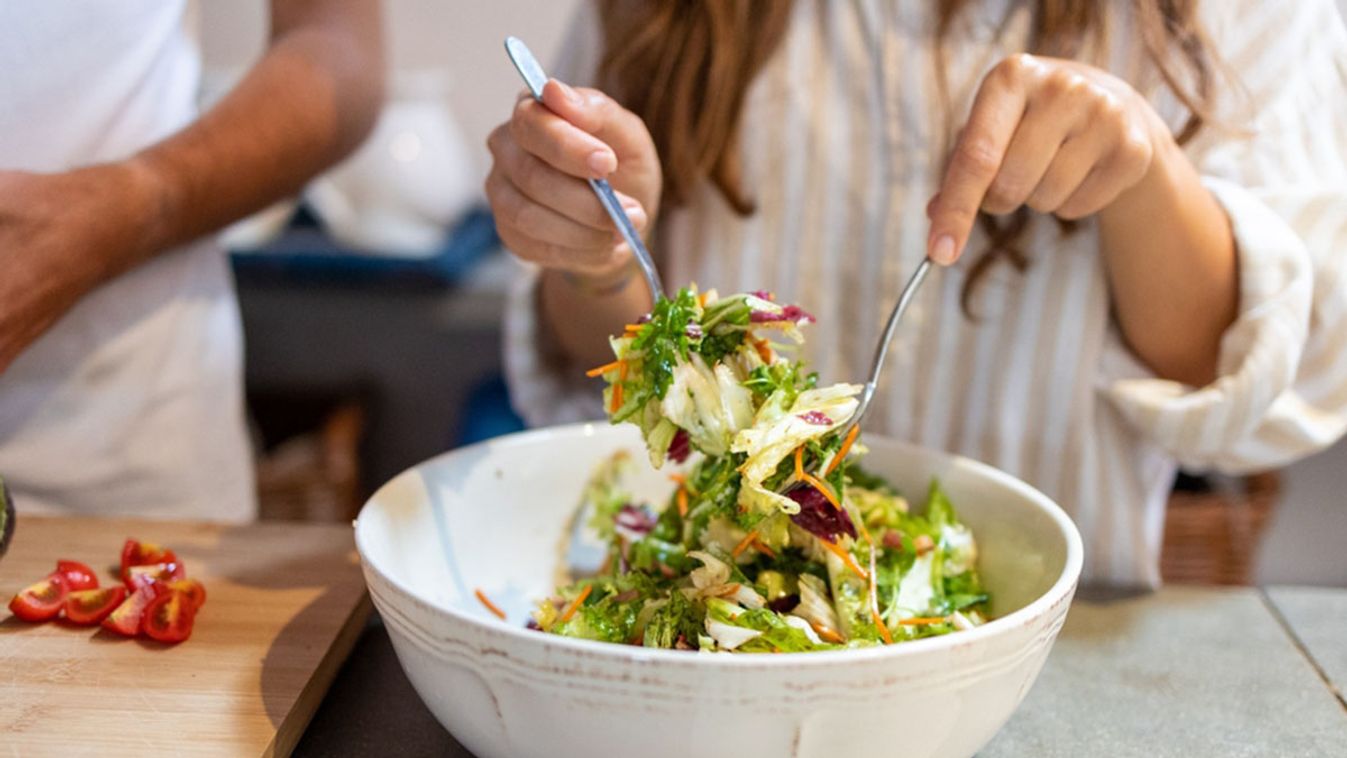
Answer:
[0,0,382,374]
[0,165,158,371]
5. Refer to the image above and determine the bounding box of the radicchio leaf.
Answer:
[787,485,856,542]
[767,594,801,614]
[667,428,691,464]
[615,504,657,537]
[749,304,815,325]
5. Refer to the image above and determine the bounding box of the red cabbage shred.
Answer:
[615,504,657,536]
[787,485,856,542]
[766,594,801,613]
[667,428,691,464]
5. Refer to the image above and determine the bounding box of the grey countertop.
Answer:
[296,586,1347,757]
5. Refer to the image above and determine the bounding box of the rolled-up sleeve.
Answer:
[1102,0,1347,472]
[501,4,606,427]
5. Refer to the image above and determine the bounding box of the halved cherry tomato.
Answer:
[164,578,206,610]
[142,588,196,643]
[123,561,185,591]
[119,539,178,582]
[64,586,126,625]
[102,583,165,636]
[8,573,69,621]
[55,559,99,591]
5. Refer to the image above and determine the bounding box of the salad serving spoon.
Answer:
[504,36,666,301]
[846,258,933,430]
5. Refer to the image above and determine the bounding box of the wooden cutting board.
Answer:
[0,516,370,757]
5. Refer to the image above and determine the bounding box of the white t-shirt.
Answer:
[0,1,255,522]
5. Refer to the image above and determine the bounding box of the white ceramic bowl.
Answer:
[355,423,1082,758]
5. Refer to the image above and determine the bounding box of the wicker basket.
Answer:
[254,401,365,523]
[1160,471,1280,585]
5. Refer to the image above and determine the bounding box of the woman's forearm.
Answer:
[1098,125,1238,387]
[539,266,654,371]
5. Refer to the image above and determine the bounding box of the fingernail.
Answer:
[930,234,957,265]
[555,79,582,106]
[588,150,617,176]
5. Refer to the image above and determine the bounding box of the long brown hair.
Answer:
[596,0,1221,310]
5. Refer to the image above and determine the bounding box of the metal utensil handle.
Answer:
[503,36,665,299]
[851,258,933,427]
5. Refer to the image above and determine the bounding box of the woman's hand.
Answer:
[926,54,1167,265]
[486,80,662,286]
[927,53,1236,386]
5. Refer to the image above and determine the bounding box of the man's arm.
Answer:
[0,0,384,369]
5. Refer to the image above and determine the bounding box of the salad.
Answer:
[530,287,988,652]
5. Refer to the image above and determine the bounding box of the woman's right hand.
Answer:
[486,80,662,284]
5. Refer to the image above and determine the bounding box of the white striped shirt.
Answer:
[505,0,1347,587]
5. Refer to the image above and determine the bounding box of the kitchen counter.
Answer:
[296,585,1347,757]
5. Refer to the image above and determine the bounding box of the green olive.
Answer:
[756,570,798,601]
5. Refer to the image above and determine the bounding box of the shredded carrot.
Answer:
[820,539,868,581]
[752,538,777,560]
[898,616,949,626]
[812,623,845,644]
[794,446,841,510]
[623,323,644,332]
[669,473,690,517]
[474,588,507,621]
[825,424,861,475]
[698,291,710,307]
[749,335,774,363]
[609,362,628,413]
[871,609,895,643]
[585,359,624,378]
[559,585,594,624]
[731,530,759,558]
[868,548,893,644]
[857,519,874,546]
[715,582,742,598]
[802,471,841,510]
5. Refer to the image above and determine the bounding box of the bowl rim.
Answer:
[355,422,1084,669]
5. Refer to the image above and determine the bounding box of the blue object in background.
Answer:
[231,205,500,289]
[454,374,525,447]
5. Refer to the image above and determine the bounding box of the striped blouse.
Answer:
[504,0,1347,587]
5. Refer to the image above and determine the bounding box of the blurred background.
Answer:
[201,0,1345,588]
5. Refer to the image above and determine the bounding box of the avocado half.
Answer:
[0,477,13,559]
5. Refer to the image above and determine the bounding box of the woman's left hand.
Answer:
[925,54,1168,265]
